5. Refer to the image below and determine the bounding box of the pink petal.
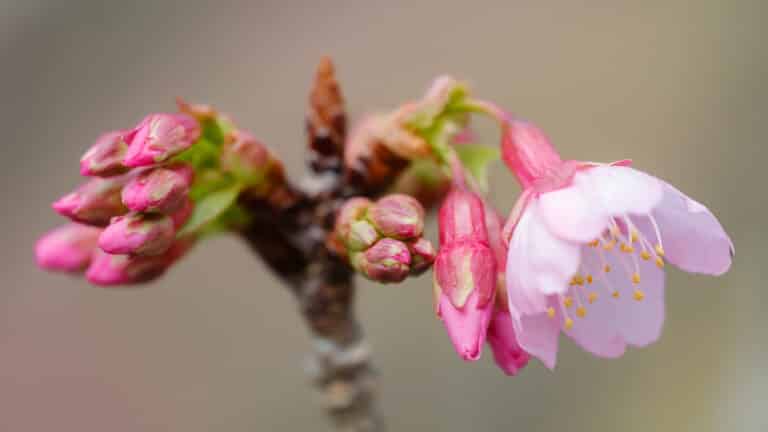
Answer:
[649,182,733,275]
[512,306,561,370]
[602,247,666,347]
[583,166,663,216]
[537,178,610,243]
[562,248,627,358]
[437,290,493,361]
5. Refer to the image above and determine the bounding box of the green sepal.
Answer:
[178,181,244,237]
[455,144,500,191]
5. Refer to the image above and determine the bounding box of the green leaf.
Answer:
[178,182,243,236]
[455,144,500,191]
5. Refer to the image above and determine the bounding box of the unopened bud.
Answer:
[85,239,192,287]
[333,197,372,244]
[52,176,129,226]
[98,213,175,256]
[368,194,424,240]
[487,308,530,376]
[35,224,101,272]
[346,220,379,252]
[123,113,201,167]
[121,164,193,213]
[352,238,411,283]
[79,130,130,177]
[436,288,493,362]
[438,186,489,245]
[407,238,436,275]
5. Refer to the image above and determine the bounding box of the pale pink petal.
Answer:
[538,179,610,243]
[602,248,666,347]
[506,202,580,315]
[512,305,561,370]
[583,166,663,216]
[562,248,627,358]
[649,182,733,275]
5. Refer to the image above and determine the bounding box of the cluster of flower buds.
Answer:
[37,100,284,286]
[330,194,436,283]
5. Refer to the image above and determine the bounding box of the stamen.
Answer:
[655,257,665,268]
[631,272,641,285]
[633,290,645,301]
[563,296,574,308]
[547,307,556,319]
[630,229,639,243]
[588,291,599,304]
[604,264,611,273]
[647,214,665,252]
[558,296,574,330]
[586,274,593,284]
[612,290,620,299]
[655,244,665,257]
[620,243,635,253]
[576,306,587,318]
[640,250,651,260]
[588,239,599,248]
[565,318,574,330]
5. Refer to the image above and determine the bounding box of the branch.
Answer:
[240,58,383,432]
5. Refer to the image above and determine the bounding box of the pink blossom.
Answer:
[121,164,193,213]
[35,224,102,272]
[79,130,131,177]
[433,184,496,361]
[98,213,175,256]
[500,119,733,369]
[123,113,200,167]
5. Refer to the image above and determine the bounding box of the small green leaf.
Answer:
[179,182,243,236]
[455,144,500,191]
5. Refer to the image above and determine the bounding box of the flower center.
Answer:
[546,214,666,328]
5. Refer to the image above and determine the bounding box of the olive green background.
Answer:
[1,1,765,430]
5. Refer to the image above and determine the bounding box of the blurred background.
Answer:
[1,0,765,430]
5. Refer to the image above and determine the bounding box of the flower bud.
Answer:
[221,130,285,193]
[433,242,496,309]
[436,289,494,361]
[438,186,489,245]
[352,238,411,283]
[35,224,101,272]
[368,194,424,240]
[98,213,175,256]
[79,130,130,177]
[170,198,194,229]
[487,309,530,376]
[407,238,436,275]
[52,177,129,226]
[121,164,193,213]
[332,197,372,245]
[346,220,380,252]
[85,239,192,286]
[123,113,200,167]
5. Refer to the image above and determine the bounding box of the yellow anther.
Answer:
[633,290,645,301]
[588,292,598,304]
[631,272,641,284]
[610,226,621,237]
[630,230,639,243]
[586,274,593,284]
[588,239,599,248]
[572,275,585,286]
[620,243,635,253]
[563,296,574,308]
[603,264,611,273]
[576,306,587,318]
[547,307,556,318]
[603,240,615,251]
[564,318,574,330]
[655,244,665,257]
[611,290,620,299]
[640,251,651,261]
[655,257,665,268]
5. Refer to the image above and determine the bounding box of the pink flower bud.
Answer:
[407,238,436,275]
[436,289,494,361]
[121,164,193,213]
[487,308,530,375]
[35,224,101,272]
[352,238,411,283]
[438,186,490,245]
[123,113,200,167]
[52,176,129,226]
[433,242,496,310]
[347,220,380,252]
[500,119,563,189]
[98,213,175,256]
[85,239,192,286]
[79,130,131,177]
[368,194,425,240]
[332,197,373,248]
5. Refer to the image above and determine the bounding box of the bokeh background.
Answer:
[1,1,765,430]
